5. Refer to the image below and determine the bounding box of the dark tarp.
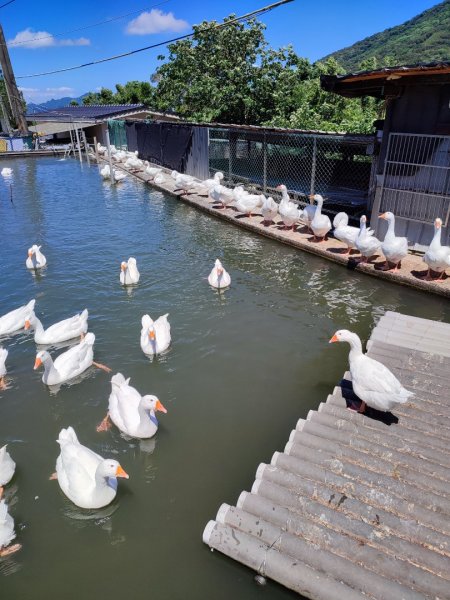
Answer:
[125,122,193,172]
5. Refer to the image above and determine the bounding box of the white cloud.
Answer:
[8,28,90,49]
[126,9,188,35]
[20,86,76,103]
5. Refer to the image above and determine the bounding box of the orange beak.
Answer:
[24,319,30,330]
[217,268,223,276]
[149,330,156,341]
[436,220,441,229]
[28,251,33,257]
[34,357,42,369]
[379,213,388,220]
[115,465,129,479]
[121,263,127,271]
[329,334,339,343]
[156,399,167,414]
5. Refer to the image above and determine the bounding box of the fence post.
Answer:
[228,130,233,184]
[82,130,90,166]
[74,125,83,164]
[105,128,115,184]
[93,136,99,168]
[263,131,267,193]
[310,136,317,195]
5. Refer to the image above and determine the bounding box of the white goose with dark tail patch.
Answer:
[330,329,413,413]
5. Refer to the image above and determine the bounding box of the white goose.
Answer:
[333,212,360,254]
[301,195,318,229]
[0,348,7,389]
[25,309,88,345]
[26,244,47,269]
[330,330,413,412]
[0,500,20,557]
[379,211,408,271]
[210,184,234,208]
[0,446,15,494]
[310,195,331,241]
[34,332,110,386]
[120,257,140,286]
[96,143,107,155]
[208,259,231,289]
[1,167,12,177]
[235,190,263,217]
[0,299,35,336]
[355,216,381,262]
[200,171,224,193]
[124,156,143,171]
[100,164,111,179]
[97,373,167,438]
[153,172,165,185]
[276,185,300,229]
[145,166,162,179]
[261,196,279,225]
[114,170,127,183]
[422,218,450,281]
[53,427,129,509]
[171,171,197,194]
[140,314,171,356]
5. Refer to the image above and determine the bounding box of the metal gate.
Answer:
[379,133,450,226]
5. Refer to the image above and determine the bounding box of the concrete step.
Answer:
[286,429,450,498]
[253,473,450,558]
[256,458,450,535]
[317,403,450,457]
[218,504,437,599]
[272,450,450,517]
[203,520,369,600]
[291,420,450,484]
[306,411,450,467]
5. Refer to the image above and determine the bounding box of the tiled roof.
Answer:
[26,104,147,122]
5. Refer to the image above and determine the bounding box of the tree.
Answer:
[70,100,79,106]
[153,16,268,123]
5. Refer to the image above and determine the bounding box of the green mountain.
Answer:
[323,0,450,72]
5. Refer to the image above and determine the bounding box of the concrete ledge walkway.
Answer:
[203,311,450,600]
[97,157,450,299]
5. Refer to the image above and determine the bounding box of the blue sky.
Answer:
[1,0,440,105]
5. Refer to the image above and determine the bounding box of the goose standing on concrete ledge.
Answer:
[120,257,140,286]
[422,217,450,281]
[379,211,408,271]
[26,245,47,269]
[355,215,381,262]
[261,196,278,225]
[329,329,413,413]
[310,195,331,241]
[208,259,231,289]
[332,212,360,254]
[276,185,300,230]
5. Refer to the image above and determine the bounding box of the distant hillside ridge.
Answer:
[27,94,88,114]
[323,0,450,72]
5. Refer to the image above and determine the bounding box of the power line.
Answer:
[17,0,293,79]
[0,0,16,9]
[6,0,171,47]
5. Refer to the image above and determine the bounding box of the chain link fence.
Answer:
[208,127,374,218]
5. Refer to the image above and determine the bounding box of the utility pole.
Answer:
[0,23,28,134]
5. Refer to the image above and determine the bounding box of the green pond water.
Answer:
[0,157,449,599]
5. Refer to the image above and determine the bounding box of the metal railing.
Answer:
[378,133,450,226]
[208,127,374,215]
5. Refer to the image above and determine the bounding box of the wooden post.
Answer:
[74,125,82,164]
[93,135,99,168]
[105,128,115,184]
[82,130,90,166]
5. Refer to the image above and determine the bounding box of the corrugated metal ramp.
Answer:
[203,311,450,600]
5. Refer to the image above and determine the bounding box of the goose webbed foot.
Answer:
[49,472,57,480]
[0,543,21,557]
[92,361,112,373]
[96,414,112,432]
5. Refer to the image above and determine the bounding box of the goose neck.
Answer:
[430,224,442,249]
